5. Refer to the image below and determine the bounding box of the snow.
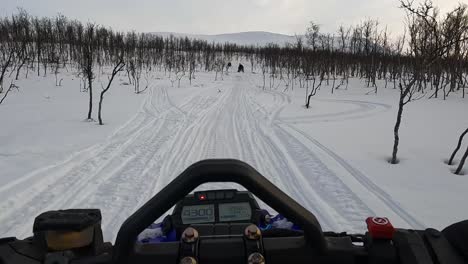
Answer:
[0,68,467,243]
[0,70,143,185]
[277,78,468,229]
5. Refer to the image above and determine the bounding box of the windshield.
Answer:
[0,0,467,243]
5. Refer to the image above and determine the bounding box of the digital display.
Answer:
[219,202,252,222]
[181,204,215,224]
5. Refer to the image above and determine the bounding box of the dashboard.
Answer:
[180,202,252,224]
[169,190,262,236]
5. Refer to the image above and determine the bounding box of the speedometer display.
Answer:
[181,204,215,224]
[176,191,257,225]
[219,202,252,222]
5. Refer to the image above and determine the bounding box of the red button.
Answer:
[366,217,395,239]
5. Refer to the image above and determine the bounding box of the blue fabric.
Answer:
[139,212,303,244]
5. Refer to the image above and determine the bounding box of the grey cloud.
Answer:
[1,0,463,36]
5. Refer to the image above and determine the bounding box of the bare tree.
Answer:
[0,80,18,105]
[0,49,13,94]
[0,23,14,94]
[391,78,423,164]
[305,21,320,51]
[188,52,196,85]
[448,128,468,165]
[214,58,224,81]
[11,9,31,81]
[306,71,325,108]
[79,23,97,121]
[455,145,468,175]
[391,0,468,164]
[98,44,125,125]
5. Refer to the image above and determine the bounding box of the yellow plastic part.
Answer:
[46,226,94,251]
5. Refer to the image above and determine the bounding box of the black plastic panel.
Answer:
[33,209,101,232]
[199,238,245,264]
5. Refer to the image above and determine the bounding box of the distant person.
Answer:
[238,64,244,73]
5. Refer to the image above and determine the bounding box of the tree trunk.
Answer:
[26,62,30,79]
[263,72,266,89]
[37,51,40,77]
[87,76,93,120]
[455,145,468,175]
[391,93,405,164]
[15,60,26,80]
[98,91,104,125]
[448,128,468,165]
[331,76,335,94]
[0,53,13,93]
[306,79,315,108]
[0,83,13,105]
[306,94,313,109]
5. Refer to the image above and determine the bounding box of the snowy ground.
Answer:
[1,69,467,242]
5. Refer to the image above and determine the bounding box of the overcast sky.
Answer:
[1,0,463,36]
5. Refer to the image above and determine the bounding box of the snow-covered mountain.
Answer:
[150,31,297,47]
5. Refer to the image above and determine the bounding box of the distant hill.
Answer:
[150,31,298,47]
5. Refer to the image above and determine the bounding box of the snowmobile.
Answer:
[1,159,467,264]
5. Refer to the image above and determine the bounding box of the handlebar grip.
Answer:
[113,159,326,263]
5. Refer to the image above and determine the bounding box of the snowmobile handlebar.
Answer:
[113,159,326,263]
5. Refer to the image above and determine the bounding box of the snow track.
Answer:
[0,74,423,241]
[279,123,425,229]
[280,99,391,124]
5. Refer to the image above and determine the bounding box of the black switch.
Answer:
[216,192,225,200]
[225,191,235,199]
[207,192,216,200]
